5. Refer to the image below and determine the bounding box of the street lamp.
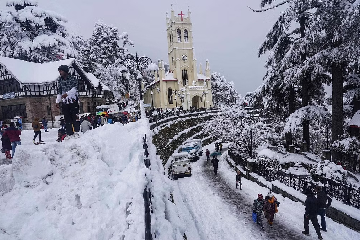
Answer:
[135,53,143,100]
[150,90,154,109]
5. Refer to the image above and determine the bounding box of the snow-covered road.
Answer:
[171,149,360,240]
[173,156,263,240]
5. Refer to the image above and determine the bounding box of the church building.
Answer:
[143,8,213,110]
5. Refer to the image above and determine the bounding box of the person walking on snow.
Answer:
[212,155,219,175]
[2,122,21,157]
[206,149,210,161]
[1,130,12,159]
[32,118,43,144]
[302,188,323,240]
[56,65,79,136]
[42,116,48,132]
[236,170,242,190]
[253,194,265,229]
[264,194,278,226]
[315,186,332,232]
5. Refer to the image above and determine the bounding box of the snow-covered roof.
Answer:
[0,56,74,84]
[349,110,360,126]
[84,72,110,91]
[197,73,210,80]
[162,72,177,81]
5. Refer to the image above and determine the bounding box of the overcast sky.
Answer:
[1,0,284,96]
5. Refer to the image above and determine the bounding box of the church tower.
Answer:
[143,7,213,110]
[166,7,197,86]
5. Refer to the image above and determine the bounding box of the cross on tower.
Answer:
[178,11,185,21]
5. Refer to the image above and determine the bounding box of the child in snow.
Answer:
[253,194,265,229]
[264,194,278,226]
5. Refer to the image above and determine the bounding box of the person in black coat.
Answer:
[212,155,219,175]
[302,188,323,240]
[236,170,242,189]
[316,186,332,232]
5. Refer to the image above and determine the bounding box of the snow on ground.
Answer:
[217,151,360,240]
[1,114,360,240]
[173,159,262,240]
[0,121,150,240]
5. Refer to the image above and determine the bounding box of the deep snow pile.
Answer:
[0,122,150,239]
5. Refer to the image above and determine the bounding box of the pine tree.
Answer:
[0,0,79,62]
[211,72,240,107]
[78,21,139,101]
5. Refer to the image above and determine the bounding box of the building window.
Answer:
[168,88,173,104]
[182,69,188,86]
[1,104,27,119]
[177,29,181,42]
[184,29,188,42]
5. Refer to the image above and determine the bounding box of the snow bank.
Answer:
[0,122,149,240]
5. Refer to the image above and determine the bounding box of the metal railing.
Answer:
[142,134,152,240]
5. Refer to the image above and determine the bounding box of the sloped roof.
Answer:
[84,72,110,91]
[0,56,74,84]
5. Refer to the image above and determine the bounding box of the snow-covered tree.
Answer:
[78,22,139,102]
[211,72,240,107]
[0,0,80,62]
[251,0,360,157]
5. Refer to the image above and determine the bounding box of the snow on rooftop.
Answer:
[163,72,177,80]
[84,72,110,91]
[0,56,74,84]
[349,110,360,126]
[197,73,209,80]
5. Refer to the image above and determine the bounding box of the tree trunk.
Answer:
[286,85,296,151]
[331,63,344,143]
[300,13,310,152]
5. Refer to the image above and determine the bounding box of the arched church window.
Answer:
[184,29,188,42]
[182,69,188,86]
[168,88,173,104]
[177,29,181,42]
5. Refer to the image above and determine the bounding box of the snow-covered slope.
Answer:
[0,122,150,239]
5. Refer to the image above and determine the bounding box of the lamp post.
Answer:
[151,90,154,109]
[135,53,143,100]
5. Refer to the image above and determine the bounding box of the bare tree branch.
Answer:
[248,0,289,13]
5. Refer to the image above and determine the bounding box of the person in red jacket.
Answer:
[2,122,21,157]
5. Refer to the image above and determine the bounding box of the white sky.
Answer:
[0,0,284,96]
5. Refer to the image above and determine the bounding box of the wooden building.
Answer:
[0,56,109,123]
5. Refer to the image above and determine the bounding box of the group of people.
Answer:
[1,122,21,159]
[302,186,332,240]
[252,193,280,229]
[252,185,331,240]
